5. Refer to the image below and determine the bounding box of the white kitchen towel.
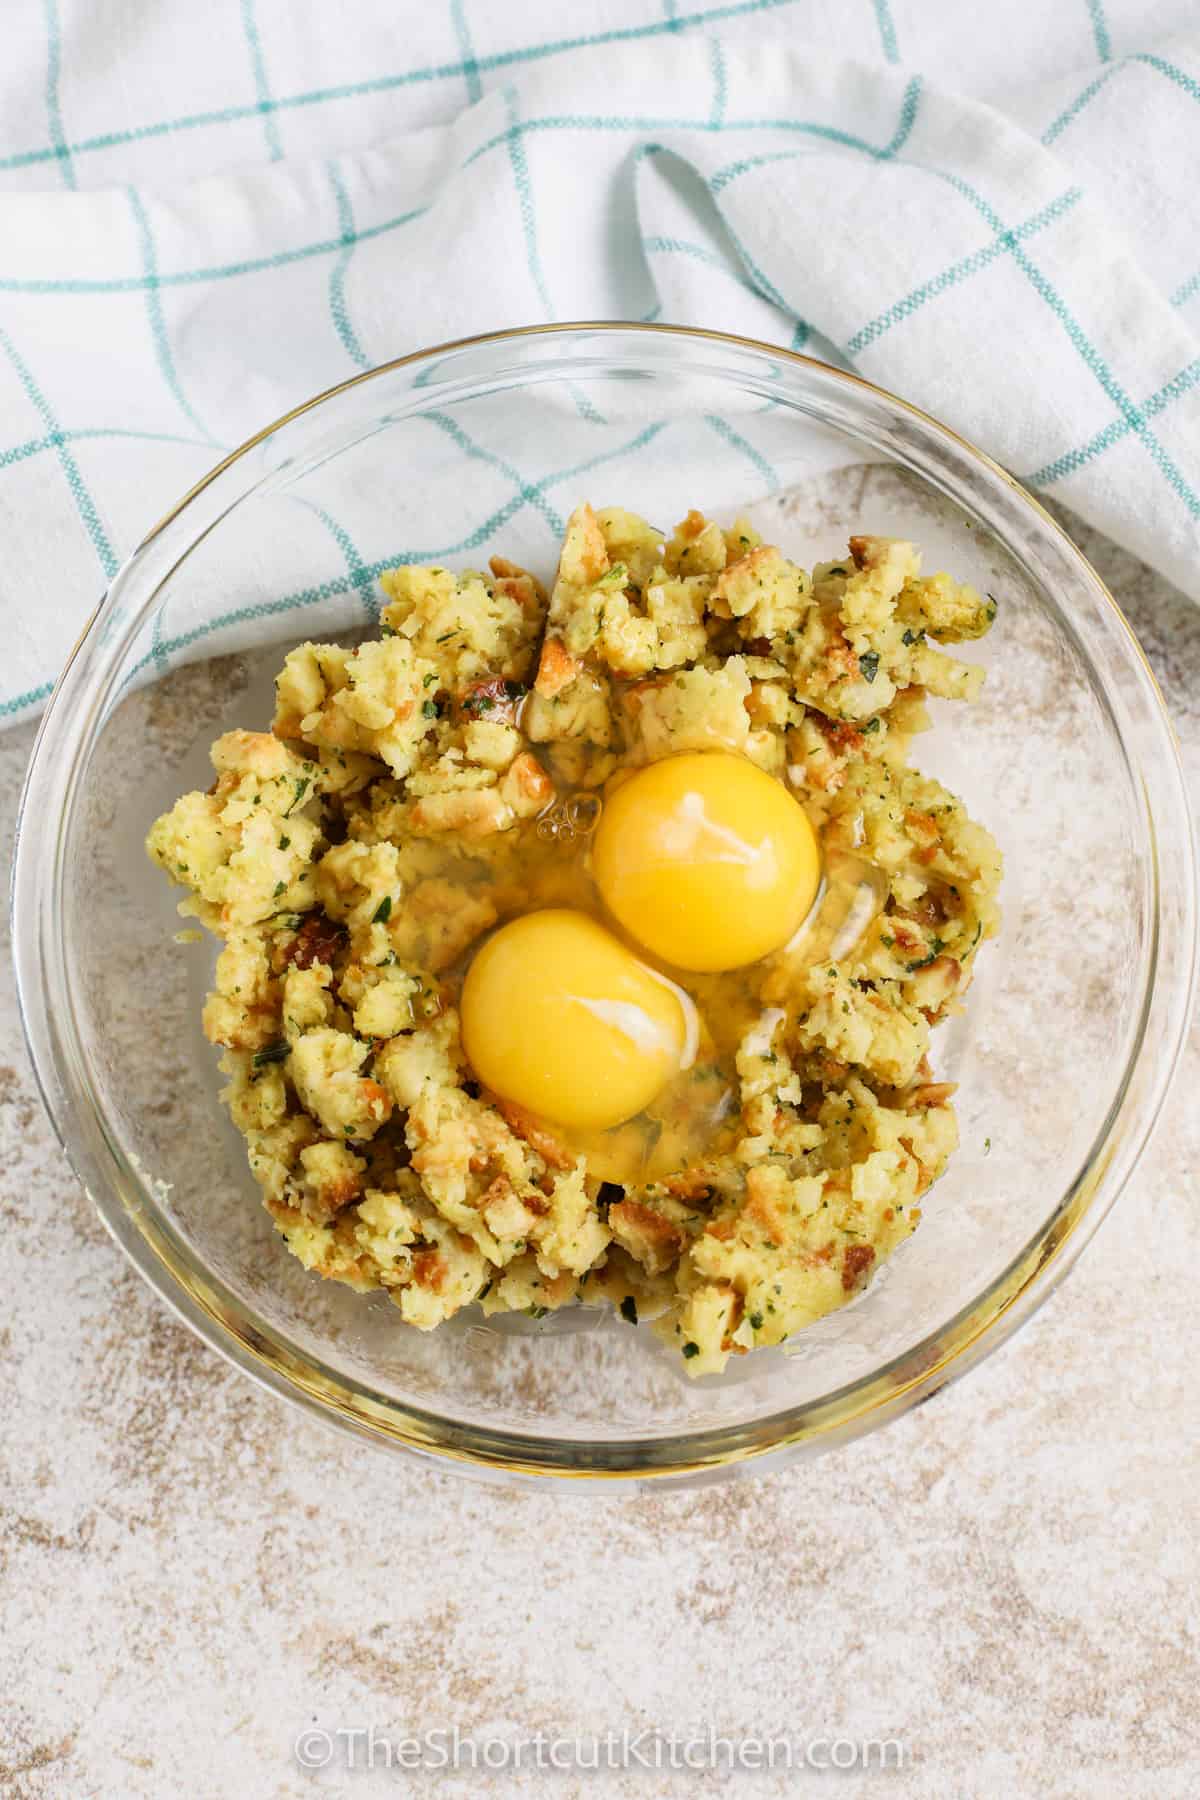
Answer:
[1,0,1197,724]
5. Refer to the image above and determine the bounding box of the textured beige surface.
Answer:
[2,503,1197,1800]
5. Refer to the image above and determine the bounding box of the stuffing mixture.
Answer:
[147,503,1001,1375]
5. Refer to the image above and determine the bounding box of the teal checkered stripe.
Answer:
[0,1,1197,720]
[1,0,800,178]
[6,1,1195,188]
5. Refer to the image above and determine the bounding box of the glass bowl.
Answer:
[12,324,1196,1484]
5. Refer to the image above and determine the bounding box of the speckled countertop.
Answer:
[2,503,1197,1800]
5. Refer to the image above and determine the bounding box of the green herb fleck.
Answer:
[863,717,881,734]
[284,776,310,817]
[859,650,880,683]
[252,1041,289,1068]
[906,936,947,972]
[380,623,397,637]
[423,672,436,687]
[273,881,286,897]
[278,834,291,850]
[372,895,392,924]
[748,1311,764,1331]
[681,1341,700,1359]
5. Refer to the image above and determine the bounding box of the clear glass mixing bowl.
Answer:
[12,324,1196,1483]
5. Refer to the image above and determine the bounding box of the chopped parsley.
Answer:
[273,881,286,896]
[748,1311,764,1331]
[863,717,881,734]
[906,936,947,972]
[859,650,880,683]
[681,1342,700,1359]
[902,627,925,646]
[372,895,392,924]
[252,1040,289,1068]
[278,834,290,850]
[284,776,310,817]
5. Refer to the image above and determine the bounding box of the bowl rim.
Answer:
[11,319,1198,1483]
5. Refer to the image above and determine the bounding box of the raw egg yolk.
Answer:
[591,751,821,973]
[460,908,691,1132]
